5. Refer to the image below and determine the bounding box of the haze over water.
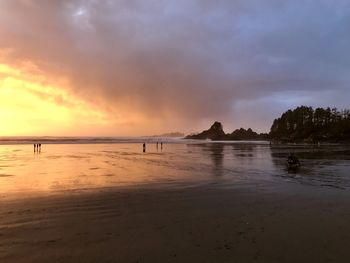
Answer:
[1,139,350,200]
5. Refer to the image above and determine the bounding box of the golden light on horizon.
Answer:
[0,62,111,136]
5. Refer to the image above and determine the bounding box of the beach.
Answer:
[2,184,350,262]
[1,141,350,262]
[2,1,350,261]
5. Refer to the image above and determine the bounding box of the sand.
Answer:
[1,184,350,263]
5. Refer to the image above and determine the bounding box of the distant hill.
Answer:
[151,132,185,138]
[185,122,267,141]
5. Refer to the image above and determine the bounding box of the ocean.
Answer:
[1,138,350,200]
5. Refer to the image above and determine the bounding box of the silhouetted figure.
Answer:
[287,153,300,169]
[160,142,163,151]
[38,143,41,152]
[156,142,159,151]
[34,144,36,152]
[143,143,146,153]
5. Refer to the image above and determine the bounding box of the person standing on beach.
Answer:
[38,143,41,152]
[33,144,36,152]
[161,142,163,151]
[143,143,146,153]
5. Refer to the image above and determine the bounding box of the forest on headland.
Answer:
[186,106,350,143]
[270,106,350,142]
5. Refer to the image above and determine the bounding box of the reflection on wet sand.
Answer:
[231,143,256,158]
[2,142,350,262]
[209,144,224,172]
[191,143,224,176]
[1,142,350,199]
[269,144,350,189]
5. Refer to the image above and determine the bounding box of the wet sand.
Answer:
[1,184,350,263]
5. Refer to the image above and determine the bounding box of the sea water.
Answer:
[1,138,350,199]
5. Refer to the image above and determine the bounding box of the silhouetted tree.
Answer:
[270,106,350,142]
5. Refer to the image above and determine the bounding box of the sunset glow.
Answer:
[1,2,350,262]
[0,62,109,136]
[0,0,349,136]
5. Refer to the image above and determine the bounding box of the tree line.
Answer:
[270,106,350,142]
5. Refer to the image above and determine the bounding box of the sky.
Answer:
[0,0,349,136]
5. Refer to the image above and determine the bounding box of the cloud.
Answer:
[1,0,349,134]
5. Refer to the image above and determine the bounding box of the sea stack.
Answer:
[186,121,226,140]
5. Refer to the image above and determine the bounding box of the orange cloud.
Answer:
[0,60,113,136]
[0,57,174,136]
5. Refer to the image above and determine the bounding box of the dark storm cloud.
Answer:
[1,0,349,132]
